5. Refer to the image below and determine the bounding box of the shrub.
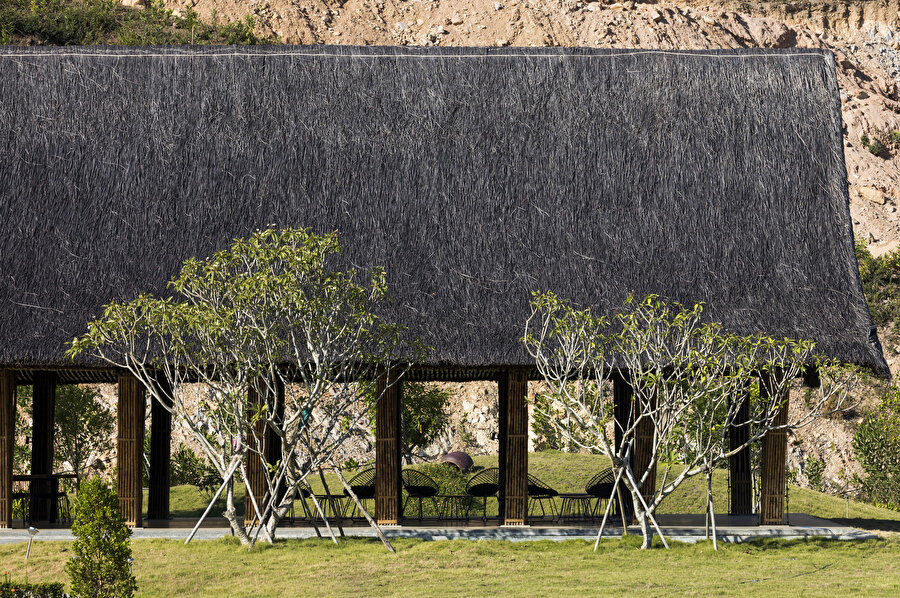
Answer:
[806,455,825,492]
[54,385,115,487]
[860,127,898,157]
[365,382,451,462]
[853,386,900,511]
[66,477,137,598]
[170,443,222,494]
[0,580,66,598]
[0,0,275,45]
[855,238,900,330]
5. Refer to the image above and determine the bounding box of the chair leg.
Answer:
[430,496,439,520]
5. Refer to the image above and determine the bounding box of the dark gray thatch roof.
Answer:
[0,46,888,379]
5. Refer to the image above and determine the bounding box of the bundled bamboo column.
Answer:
[117,374,145,527]
[31,372,57,522]
[0,370,14,528]
[613,373,633,519]
[375,367,402,524]
[244,378,285,526]
[759,372,789,524]
[729,392,753,515]
[632,390,657,509]
[501,369,528,525]
[147,376,172,522]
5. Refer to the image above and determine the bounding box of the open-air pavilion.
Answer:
[0,46,888,531]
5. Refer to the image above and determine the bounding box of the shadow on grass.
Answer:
[830,518,900,533]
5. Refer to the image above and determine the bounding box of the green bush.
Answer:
[0,580,66,598]
[365,382,451,462]
[409,463,477,517]
[855,238,900,330]
[853,386,900,511]
[66,477,137,598]
[170,443,222,494]
[806,455,825,492]
[0,0,275,45]
[54,385,115,487]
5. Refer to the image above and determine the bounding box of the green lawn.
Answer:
[5,449,899,595]
[4,536,900,596]
[147,450,900,532]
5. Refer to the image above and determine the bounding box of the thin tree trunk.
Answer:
[707,471,718,551]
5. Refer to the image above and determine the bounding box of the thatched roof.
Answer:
[0,46,888,380]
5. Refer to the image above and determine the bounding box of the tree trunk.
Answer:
[707,471,718,551]
[222,483,251,545]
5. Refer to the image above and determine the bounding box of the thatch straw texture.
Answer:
[0,46,888,377]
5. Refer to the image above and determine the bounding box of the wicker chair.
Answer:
[585,467,626,519]
[343,467,376,519]
[527,473,559,519]
[465,467,500,523]
[402,469,439,520]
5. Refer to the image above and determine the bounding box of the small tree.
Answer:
[364,382,451,463]
[65,476,137,598]
[854,385,900,510]
[524,292,857,549]
[69,228,420,547]
[54,385,115,488]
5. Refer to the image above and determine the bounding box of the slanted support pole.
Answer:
[244,378,285,526]
[0,370,15,528]
[31,372,57,522]
[729,390,753,516]
[147,376,172,522]
[501,369,528,525]
[375,367,402,524]
[117,374,145,527]
[759,372,789,525]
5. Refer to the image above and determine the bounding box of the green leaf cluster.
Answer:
[0,580,66,598]
[364,382,451,462]
[0,0,276,46]
[65,477,137,598]
[855,237,900,330]
[853,386,900,510]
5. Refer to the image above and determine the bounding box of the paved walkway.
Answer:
[0,514,876,544]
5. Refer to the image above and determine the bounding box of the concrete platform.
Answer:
[0,513,877,544]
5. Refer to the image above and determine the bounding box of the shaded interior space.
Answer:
[0,368,891,535]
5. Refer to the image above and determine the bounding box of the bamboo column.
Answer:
[759,372,789,524]
[0,370,14,528]
[244,382,266,526]
[117,374,145,527]
[31,372,57,522]
[501,369,528,525]
[147,376,172,522]
[375,368,402,524]
[729,392,753,516]
[632,389,657,509]
[244,378,285,526]
[613,373,633,519]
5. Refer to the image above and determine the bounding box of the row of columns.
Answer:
[0,367,790,528]
[614,374,789,525]
[373,368,531,525]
